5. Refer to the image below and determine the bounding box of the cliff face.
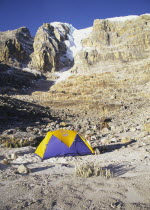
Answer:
[29,23,73,72]
[0,27,33,67]
[0,14,150,73]
[72,14,150,72]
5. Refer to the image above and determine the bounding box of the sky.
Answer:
[0,0,149,36]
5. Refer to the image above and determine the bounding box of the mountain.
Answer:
[0,14,150,210]
[0,14,150,74]
[28,14,149,125]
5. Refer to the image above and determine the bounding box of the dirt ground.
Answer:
[0,65,150,210]
[0,135,150,210]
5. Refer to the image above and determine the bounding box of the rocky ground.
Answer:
[0,139,150,210]
[0,59,150,209]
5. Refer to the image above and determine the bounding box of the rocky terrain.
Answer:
[0,14,150,210]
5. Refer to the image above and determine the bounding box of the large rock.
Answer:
[0,27,33,67]
[30,23,73,72]
[17,164,30,174]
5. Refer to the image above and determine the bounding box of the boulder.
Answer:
[1,159,10,165]
[17,164,30,174]
[11,153,18,160]
[94,148,101,155]
[144,123,150,132]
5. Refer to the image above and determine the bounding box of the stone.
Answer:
[111,138,117,143]
[101,127,110,135]
[94,148,101,155]
[11,153,18,160]
[86,130,91,135]
[1,159,10,165]
[111,201,123,209]
[2,129,15,135]
[144,123,150,132]
[101,138,108,144]
[91,135,97,140]
[110,126,116,132]
[121,137,131,144]
[130,127,136,132]
[85,135,91,141]
[56,124,60,129]
[60,122,67,127]
[17,164,31,174]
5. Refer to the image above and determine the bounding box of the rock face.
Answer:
[0,14,149,73]
[72,14,150,72]
[0,27,33,67]
[30,23,73,72]
[0,28,41,93]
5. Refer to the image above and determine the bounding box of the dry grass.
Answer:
[75,163,113,178]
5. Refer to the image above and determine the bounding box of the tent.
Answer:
[35,129,94,159]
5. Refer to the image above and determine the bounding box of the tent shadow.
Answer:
[17,148,36,156]
[94,140,136,153]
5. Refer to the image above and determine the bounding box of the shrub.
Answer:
[75,163,113,178]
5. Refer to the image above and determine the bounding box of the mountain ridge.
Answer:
[0,13,149,74]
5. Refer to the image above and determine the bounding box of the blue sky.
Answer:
[0,0,149,36]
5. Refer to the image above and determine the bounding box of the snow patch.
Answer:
[72,27,92,55]
[51,22,74,29]
[65,27,92,61]
[51,22,92,84]
[106,14,150,22]
[51,21,92,61]
[55,68,72,84]
[51,22,75,37]
[23,67,42,76]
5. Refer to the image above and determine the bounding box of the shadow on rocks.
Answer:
[0,163,10,171]
[16,148,36,156]
[0,96,61,134]
[0,64,44,95]
[0,63,55,96]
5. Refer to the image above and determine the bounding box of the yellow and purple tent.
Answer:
[35,129,94,159]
